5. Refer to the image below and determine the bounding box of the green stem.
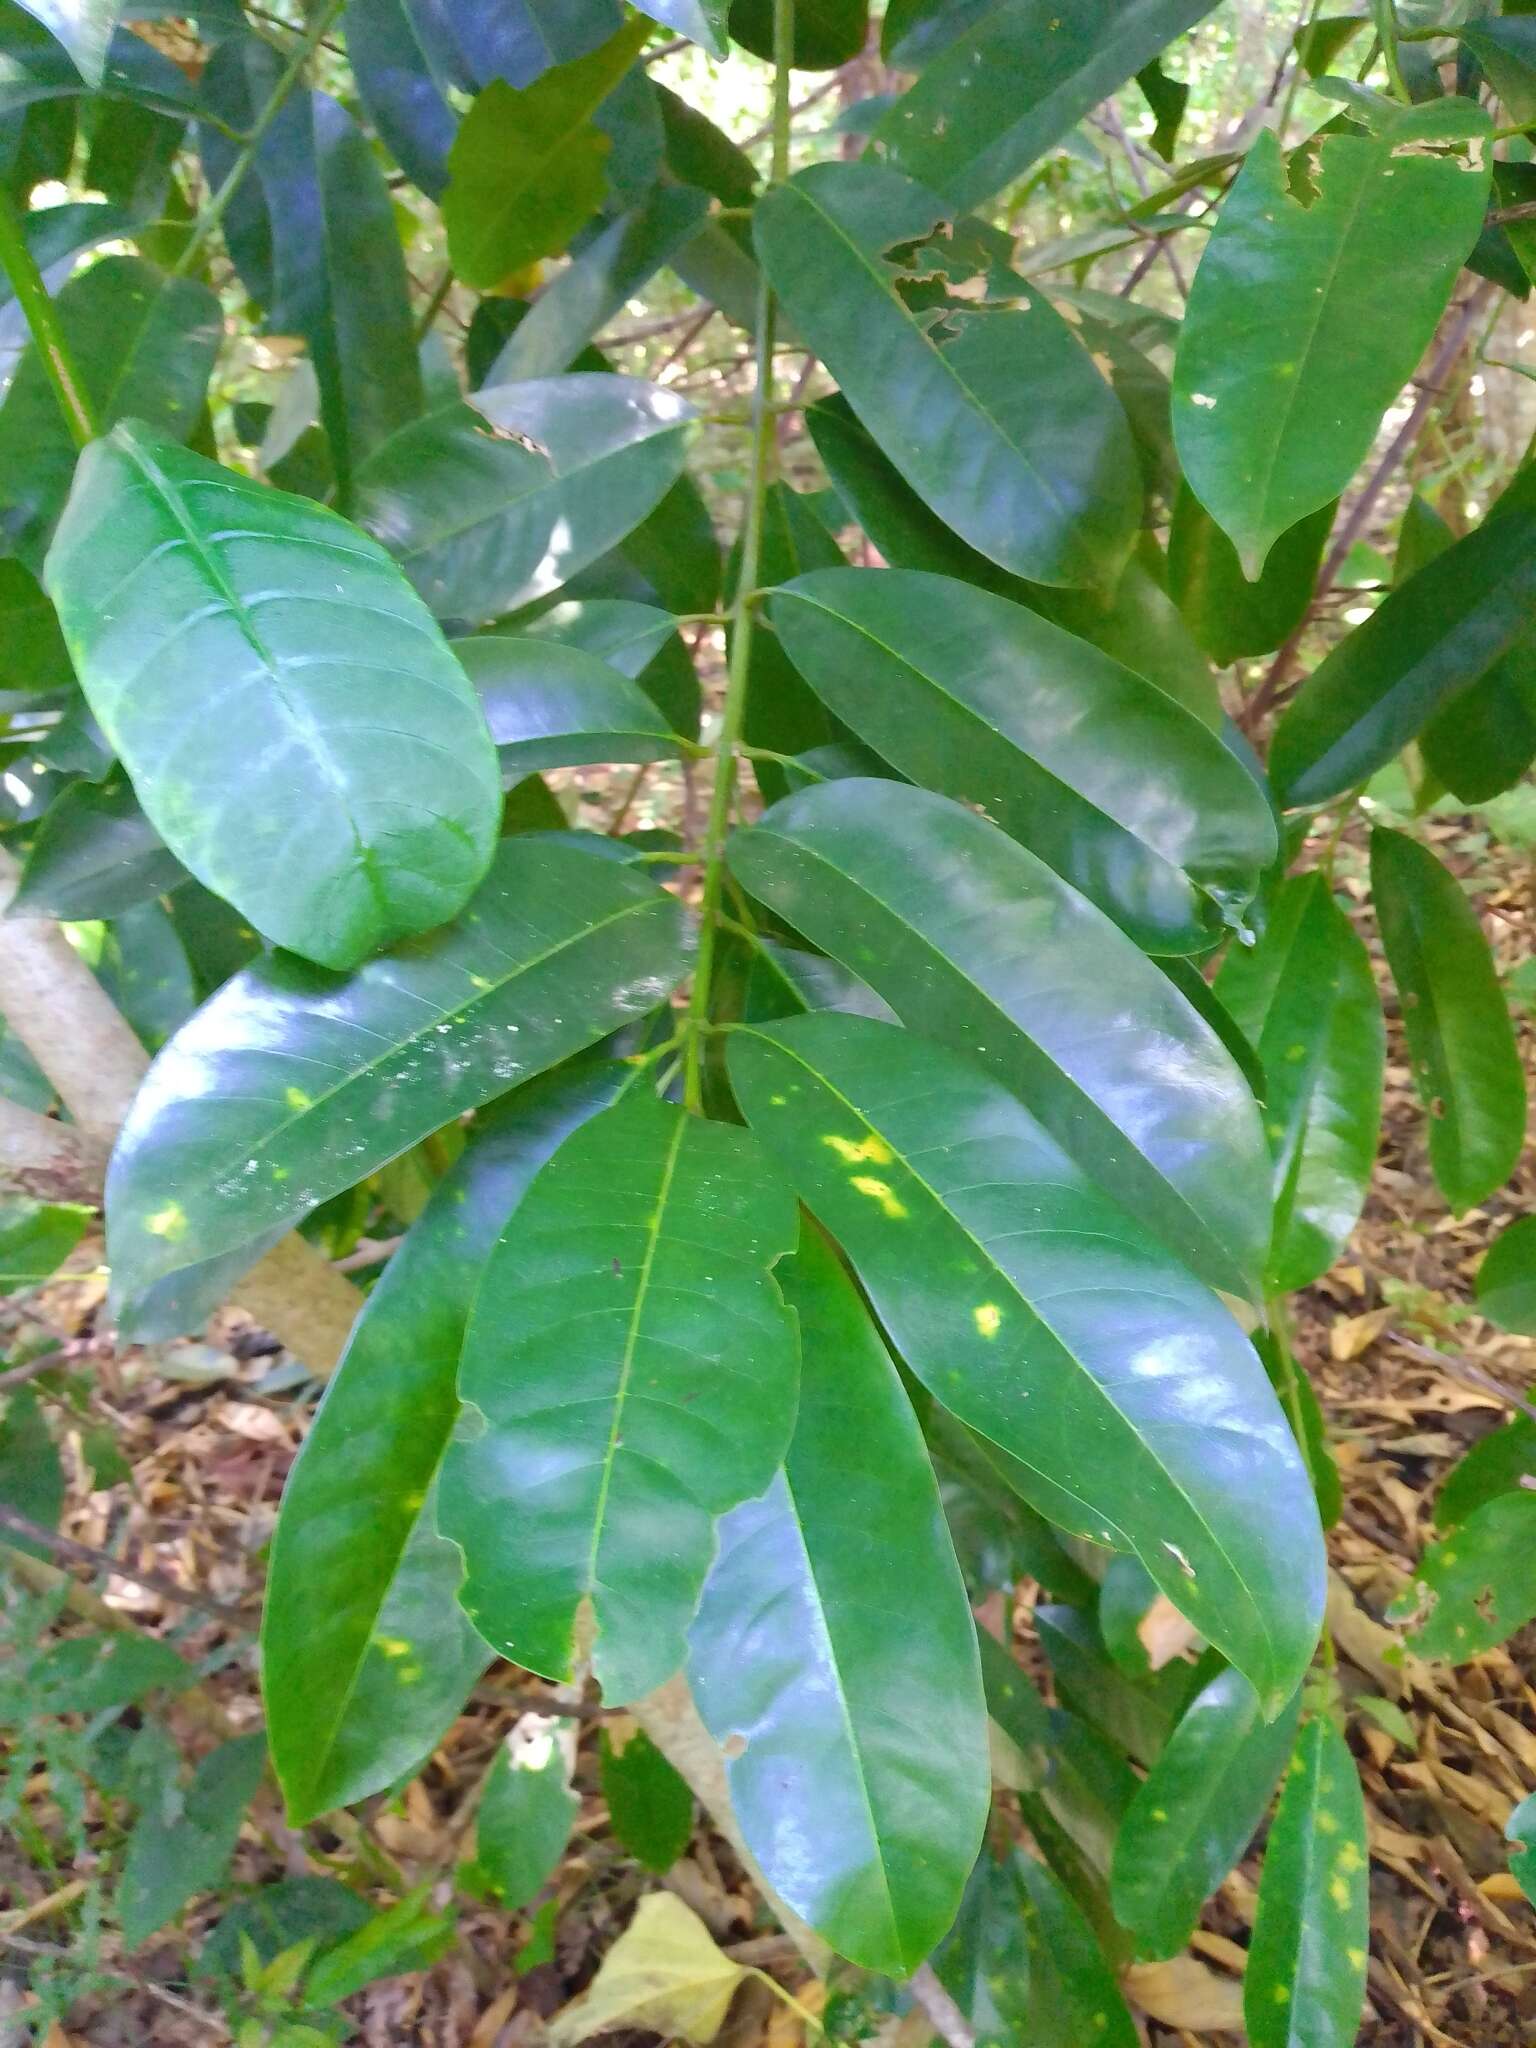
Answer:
[0,190,97,450]
[681,0,794,1115]
[172,0,345,280]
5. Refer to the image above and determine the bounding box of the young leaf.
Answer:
[0,254,220,565]
[264,1065,626,1823]
[45,422,502,971]
[1433,1415,1536,1533]
[727,781,1272,1299]
[768,567,1275,952]
[1112,1668,1300,1959]
[1167,485,1333,666]
[105,837,690,1334]
[443,1090,799,1702]
[475,1725,580,1907]
[1244,1717,1370,2048]
[873,0,1223,214]
[455,637,688,775]
[1391,1492,1536,1660]
[1173,106,1490,577]
[1271,480,1536,806]
[1477,1216,1536,1335]
[355,376,695,625]
[726,1013,1325,1717]
[547,1893,747,2048]
[600,1726,694,1874]
[0,1197,89,1282]
[8,776,185,921]
[1370,828,1525,1212]
[754,162,1139,589]
[119,1733,267,1949]
[688,1221,989,1973]
[444,17,651,290]
[1214,872,1383,1292]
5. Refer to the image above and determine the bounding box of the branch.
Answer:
[0,1097,102,1202]
[0,1504,250,1624]
[0,845,363,1375]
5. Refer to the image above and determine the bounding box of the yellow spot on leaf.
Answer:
[469,973,493,991]
[1151,1807,1168,1823]
[1329,1876,1350,1908]
[146,1202,187,1241]
[973,1303,1002,1339]
[1336,1840,1364,1875]
[375,1636,412,1658]
[850,1175,907,1220]
[823,1131,894,1166]
[1317,1810,1339,1834]
[284,1086,313,1112]
[1347,1948,1366,1969]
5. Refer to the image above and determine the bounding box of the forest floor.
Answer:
[3,791,1536,2048]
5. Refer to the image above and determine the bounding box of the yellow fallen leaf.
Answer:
[548,1893,747,2048]
[1124,1954,1244,2032]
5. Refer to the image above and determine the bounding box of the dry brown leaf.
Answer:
[1138,1594,1203,1670]
[548,1893,747,2048]
[1123,1955,1244,2032]
[1331,1308,1394,1361]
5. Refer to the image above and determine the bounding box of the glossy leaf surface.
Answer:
[355,376,695,625]
[727,1013,1324,1715]
[264,1065,626,1823]
[768,568,1274,951]
[119,1734,267,1949]
[444,18,650,290]
[105,837,690,1332]
[874,0,1222,214]
[1244,1717,1370,2048]
[755,162,1138,589]
[688,1221,989,1973]
[9,776,184,921]
[445,1090,798,1702]
[1370,828,1524,1213]
[1014,1853,1139,2048]
[1174,109,1490,577]
[46,424,500,971]
[1272,481,1536,806]
[728,780,1271,1298]
[1112,1668,1300,1958]
[1167,485,1332,666]
[515,597,700,739]
[455,636,686,774]
[12,0,116,86]
[1215,873,1383,1292]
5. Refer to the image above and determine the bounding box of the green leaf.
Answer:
[455,636,688,775]
[444,17,650,290]
[1433,1415,1536,1533]
[105,837,690,1335]
[688,1220,988,1973]
[264,1066,626,1824]
[1258,1333,1342,1533]
[1391,1491,1536,1660]
[634,0,725,57]
[302,1882,454,2004]
[120,1733,267,1949]
[1244,1716,1370,2048]
[1214,873,1383,1292]
[0,557,70,687]
[9,776,184,920]
[355,376,695,626]
[726,1013,1324,1716]
[873,0,1224,213]
[0,1197,89,1282]
[1476,1215,1536,1335]
[45,423,501,972]
[804,393,1220,727]
[1112,1667,1300,1959]
[475,1727,580,1906]
[768,568,1274,952]
[754,162,1139,590]
[12,0,117,86]
[1173,110,1490,578]
[514,597,700,740]
[729,0,865,68]
[738,482,847,799]
[1035,1604,1183,1768]
[344,0,456,196]
[0,1385,62,1550]
[932,1849,1034,2048]
[33,1631,190,1712]
[92,899,197,1053]
[1271,480,1536,807]
[1167,484,1332,666]
[600,1726,693,1874]
[1461,20,1536,128]
[443,1089,799,1702]
[1137,57,1187,163]
[1370,828,1525,1212]
[492,186,711,383]
[1013,1853,1138,2048]
[0,255,220,565]
[1421,652,1536,806]
[727,781,1272,1299]
[1508,1792,1536,1909]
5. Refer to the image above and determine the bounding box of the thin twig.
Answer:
[1388,1332,1536,1427]
[0,1347,69,1392]
[908,1964,978,2048]
[332,1233,402,1274]
[0,1505,251,1625]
